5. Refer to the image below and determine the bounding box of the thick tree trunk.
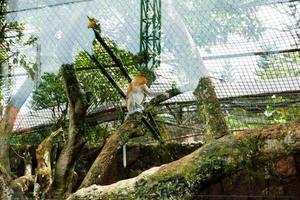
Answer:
[0,77,34,173]
[0,106,18,173]
[80,88,181,188]
[0,78,34,199]
[47,64,89,199]
[0,132,11,174]
[194,77,229,141]
[79,119,141,188]
[69,119,300,199]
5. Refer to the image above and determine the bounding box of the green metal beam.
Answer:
[140,0,162,71]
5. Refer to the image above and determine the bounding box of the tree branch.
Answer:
[79,88,181,188]
[34,127,63,199]
[47,64,89,199]
[69,118,300,199]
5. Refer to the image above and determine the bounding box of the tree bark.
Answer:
[79,88,181,188]
[79,119,141,188]
[47,64,89,199]
[10,175,34,194]
[0,77,34,173]
[34,127,63,199]
[0,78,34,199]
[194,77,229,142]
[69,119,300,199]
[0,106,18,173]
[0,165,14,200]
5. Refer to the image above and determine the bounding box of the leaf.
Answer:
[24,35,38,46]
[12,57,18,64]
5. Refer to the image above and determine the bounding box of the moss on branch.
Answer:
[69,119,300,199]
[194,77,229,141]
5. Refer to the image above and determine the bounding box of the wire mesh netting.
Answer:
[3,0,300,138]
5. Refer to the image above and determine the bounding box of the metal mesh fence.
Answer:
[3,0,300,136]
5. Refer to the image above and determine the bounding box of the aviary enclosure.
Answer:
[0,0,300,199]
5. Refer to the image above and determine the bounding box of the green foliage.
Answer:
[0,0,37,98]
[11,127,54,145]
[263,105,287,124]
[11,124,108,147]
[24,35,38,46]
[82,38,140,96]
[74,39,139,105]
[32,72,67,128]
[178,0,264,47]
[261,95,300,125]
[85,125,108,147]
[225,95,300,130]
[226,115,260,130]
[32,73,66,110]
[32,38,140,124]
[256,52,300,79]
[171,81,177,90]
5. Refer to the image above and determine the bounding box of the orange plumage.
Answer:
[125,74,168,119]
[126,74,147,106]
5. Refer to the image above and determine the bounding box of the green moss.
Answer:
[121,136,261,199]
[133,175,191,199]
[69,120,300,200]
[0,164,13,179]
[193,77,229,142]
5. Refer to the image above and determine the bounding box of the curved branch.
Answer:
[48,64,89,199]
[79,88,181,188]
[69,119,300,199]
[34,127,63,199]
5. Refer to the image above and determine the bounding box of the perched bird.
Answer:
[87,16,101,33]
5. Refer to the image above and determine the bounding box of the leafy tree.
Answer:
[0,0,37,81]
[177,0,265,46]
[256,52,300,79]
[32,38,140,124]
[0,0,37,177]
[32,72,68,128]
[220,62,236,82]
[256,3,300,79]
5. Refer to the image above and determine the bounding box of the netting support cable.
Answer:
[5,0,94,14]
[89,54,126,98]
[92,29,132,82]
[203,48,300,60]
[91,28,163,139]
